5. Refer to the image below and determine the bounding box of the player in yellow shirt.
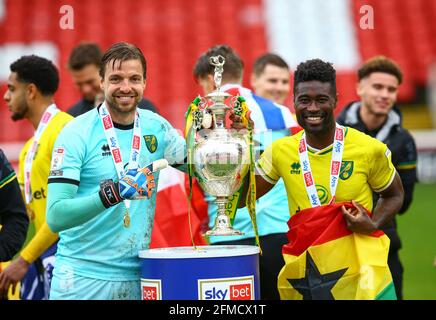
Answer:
[240,59,404,299]
[0,55,72,299]
[258,127,397,216]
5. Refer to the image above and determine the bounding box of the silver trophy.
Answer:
[191,55,250,236]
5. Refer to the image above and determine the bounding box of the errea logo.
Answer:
[101,144,111,157]
[290,162,301,174]
[198,276,254,300]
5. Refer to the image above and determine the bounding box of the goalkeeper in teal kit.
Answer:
[46,43,186,299]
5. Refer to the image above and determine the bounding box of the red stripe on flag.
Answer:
[282,202,385,256]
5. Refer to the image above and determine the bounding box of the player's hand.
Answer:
[118,166,156,200]
[341,200,377,235]
[0,256,30,299]
[99,159,168,208]
[229,109,254,130]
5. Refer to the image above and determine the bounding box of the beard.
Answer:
[106,92,140,114]
[10,104,28,121]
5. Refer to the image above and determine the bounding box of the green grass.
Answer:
[397,183,436,300]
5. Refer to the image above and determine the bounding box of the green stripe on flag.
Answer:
[375,282,397,300]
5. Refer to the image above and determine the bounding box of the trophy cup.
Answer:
[188,55,251,236]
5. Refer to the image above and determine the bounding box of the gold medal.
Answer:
[123,210,131,228]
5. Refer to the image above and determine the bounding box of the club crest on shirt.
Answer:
[143,135,157,153]
[339,160,354,180]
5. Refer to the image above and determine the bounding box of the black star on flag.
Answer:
[288,251,348,300]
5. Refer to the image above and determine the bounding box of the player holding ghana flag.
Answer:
[240,59,404,300]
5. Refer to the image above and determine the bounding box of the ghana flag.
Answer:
[278,202,396,300]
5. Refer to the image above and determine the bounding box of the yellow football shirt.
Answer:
[257,127,396,216]
[18,111,73,263]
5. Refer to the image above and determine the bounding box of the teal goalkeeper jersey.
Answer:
[48,107,185,281]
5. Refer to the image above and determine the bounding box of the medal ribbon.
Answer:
[298,124,344,207]
[24,104,60,203]
[99,102,141,211]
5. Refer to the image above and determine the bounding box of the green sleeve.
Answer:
[46,182,106,233]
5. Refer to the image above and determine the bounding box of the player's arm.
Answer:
[342,144,404,234]
[371,171,404,227]
[47,160,165,233]
[342,172,403,234]
[237,174,276,208]
[46,181,107,233]
[0,171,29,262]
[0,153,29,298]
[396,134,418,213]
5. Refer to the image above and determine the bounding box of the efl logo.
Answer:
[141,279,161,300]
[299,139,307,153]
[304,172,313,186]
[112,148,122,163]
[335,128,344,141]
[103,116,113,129]
[198,276,254,300]
[132,136,140,150]
[331,161,341,175]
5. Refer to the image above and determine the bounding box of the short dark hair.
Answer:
[193,45,244,82]
[358,55,403,84]
[294,58,336,95]
[68,42,102,70]
[100,42,147,79]
[252,53,289,77]
[10,55,59,96]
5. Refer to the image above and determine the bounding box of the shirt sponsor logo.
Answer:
[141,279,161,300]
[198,276,254,300]
[32,187,47,199]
